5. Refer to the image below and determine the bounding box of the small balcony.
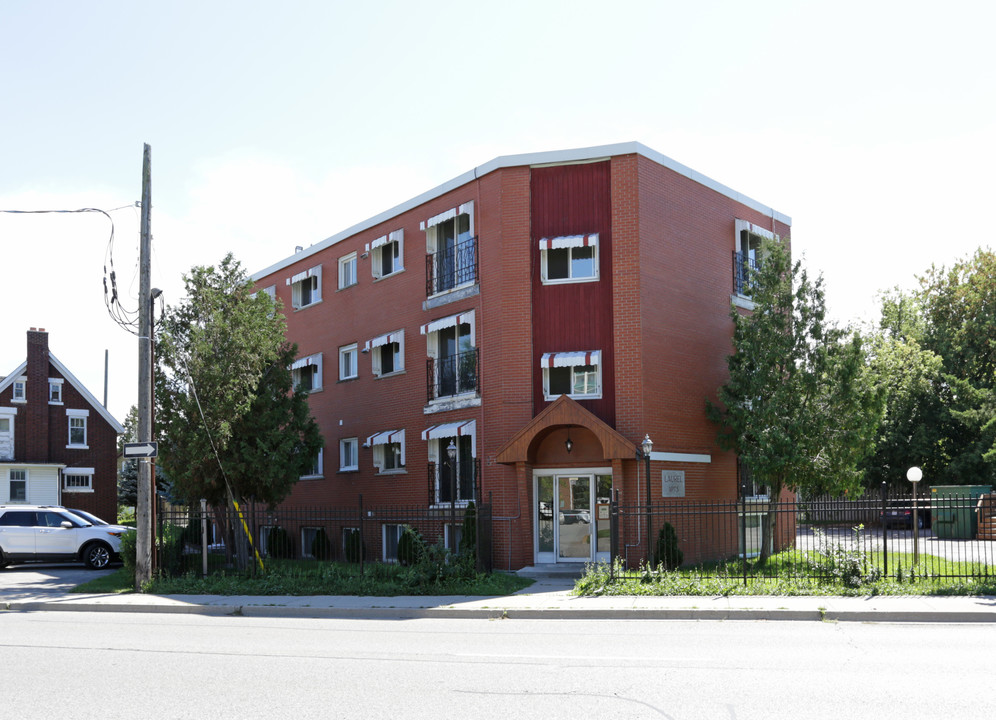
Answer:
[427,348,479,403]
[426,235,478,297]
[427,457,480,506]
[733,251,760,297]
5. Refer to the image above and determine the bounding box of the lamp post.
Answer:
[907,466,922,565]
[641,434,653,564]
[447,440,458,556]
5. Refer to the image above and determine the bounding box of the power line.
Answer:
[0,204,143,335]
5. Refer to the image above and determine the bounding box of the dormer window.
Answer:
[12,377,26,403]
[49,379,64,404]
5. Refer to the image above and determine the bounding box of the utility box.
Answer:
[930,485,993,539]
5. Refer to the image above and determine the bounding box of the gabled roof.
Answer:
[0,355,124,435]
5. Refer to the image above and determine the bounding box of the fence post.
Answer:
[358,494,364,576]
[741,484,748,587]
[201,498,208,579]
[880,482,888,578]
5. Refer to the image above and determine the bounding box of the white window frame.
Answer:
[287,265,322,309]
[339,344,358,381]
[382,523,404,563]
[9,468,27,503]
[422,421,476,507]
[539,234,600,284]
[370,229,404,280]
[62,467,94,493]
[339,437,358,472]
[421,310,477,403]
[12,377,26,403]
[301,448,323,479]
[67,409,89,449]
[338,252,358,289]
[422,202,476,296]
[48,378,64,404]
[541,351,602,400]
[734,219,777,300]
[366,429,406,474]
[366,330,405,377]
[0,408,15,461]
[291,353,323,392]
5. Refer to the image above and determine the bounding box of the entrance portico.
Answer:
[496,396,636,565]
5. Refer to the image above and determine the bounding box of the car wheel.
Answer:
[83,542,112,570]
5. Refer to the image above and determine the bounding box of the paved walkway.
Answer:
[4,576,995,623]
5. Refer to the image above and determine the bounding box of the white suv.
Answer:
[0,505,125,570]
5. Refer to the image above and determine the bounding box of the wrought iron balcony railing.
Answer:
[426,348,479,402]
[733,251,760,297]
[426,235,478,297]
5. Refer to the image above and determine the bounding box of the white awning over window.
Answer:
[421,202,474,230]
[364,332,402,352]
[540,350,601,368]
[290,353,321,370]
[288,265,320,285]
[366,429,405,466]
[368,229,403,251]
[420,310,475,336]
[422,419,476,456]
[538,234,598,251]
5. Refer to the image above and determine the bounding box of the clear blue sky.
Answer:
[2,0,993,422]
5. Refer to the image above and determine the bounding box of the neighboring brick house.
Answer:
[0,329,124,521]
[251,142,791,570]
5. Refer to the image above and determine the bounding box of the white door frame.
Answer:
[533,467,612,564]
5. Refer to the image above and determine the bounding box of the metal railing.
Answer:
[426,235,478,296]
[426,348,479,402]
[608,489,996,584]
[154,494,493,576]
[733,250,760,296]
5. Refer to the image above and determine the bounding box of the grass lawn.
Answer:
[72,560,534,597]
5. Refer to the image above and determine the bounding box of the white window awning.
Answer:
[421,202,474,230]
[366,429,405,447]
[290,354,321,370]
[538,234,598,251]
[540,350,601,368]
[420,310,474,336]
[422,420,476,456]
[288,266,320,285]
[364,332,401,352]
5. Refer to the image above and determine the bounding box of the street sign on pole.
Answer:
[123,442,158,459]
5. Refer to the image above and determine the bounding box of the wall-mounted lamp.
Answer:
[565,428,573,454]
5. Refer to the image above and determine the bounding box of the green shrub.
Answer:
[120,526,137,578]
[266,526,295,559]
[344,529,365,563]
[654,522,684,571]
[397,526,425,566]
[310,528,334,561]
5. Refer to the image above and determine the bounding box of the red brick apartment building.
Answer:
[0,329,124,521]
[251,142,791,570]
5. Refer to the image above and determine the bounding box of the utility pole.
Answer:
[135,144,153,590]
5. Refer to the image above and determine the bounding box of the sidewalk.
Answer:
[4,576,996,623]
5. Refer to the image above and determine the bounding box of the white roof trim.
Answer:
[251,142,791,281]
[48,354,125,434]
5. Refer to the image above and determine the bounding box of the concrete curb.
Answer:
[5,599,996,623]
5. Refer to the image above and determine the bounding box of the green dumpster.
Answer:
[930,485,993,539]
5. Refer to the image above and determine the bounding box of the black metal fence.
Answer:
[609,489,996,584]
[154,495,493,577]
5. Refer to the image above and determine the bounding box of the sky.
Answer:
[1,0,993,423]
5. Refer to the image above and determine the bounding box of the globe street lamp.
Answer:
[447,440,458,556]
[907,466,923,565]
[641,434,653,564]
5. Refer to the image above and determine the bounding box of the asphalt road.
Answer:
[1,611,994,719]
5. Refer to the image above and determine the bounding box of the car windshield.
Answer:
[68,509,106,525]
[61,511,94,527]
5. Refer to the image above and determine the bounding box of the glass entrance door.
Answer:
[535,470,612,564]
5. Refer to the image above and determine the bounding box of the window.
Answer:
[338,252,357,289]
[9,469,27,503]
[339,344,358,381]
[366,331,404,377]
[541,351,602,400]
[291,353,323,392]
[422,311,477,402]
[49,379,64,404]
[423,202,476,296]
[371,230,403,279]
[0,409,14,461]
[62,468,94,492]
[302,449,323,479]
[12,377,26,403]
[288,265,322,309]
[339,438,358,472]
[734,219,776,297]
[301,527,324,559]
[382,524,404,562]
[367,429,405,473]
[422,421,476,505]
[540,234,599,283]
[67,409,89,448]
